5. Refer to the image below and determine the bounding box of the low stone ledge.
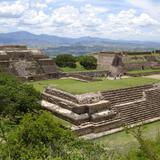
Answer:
[45,87,79,103]
[91,110,117,122]
[44,87,104,105]
[85,100,110,114]
[41,100,89,125]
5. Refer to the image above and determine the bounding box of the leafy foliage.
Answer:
[78,55,97,70]
[55,54,76,68]
[1,72,160,160]
[121,125,160,160]
[0,72,41,121]
[0,111,108,160]
[0,72,108,160]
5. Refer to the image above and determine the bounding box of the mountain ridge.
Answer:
[0,31,160,55]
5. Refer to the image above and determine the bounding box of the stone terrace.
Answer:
[0,45,59,80]
[41,84,160,138]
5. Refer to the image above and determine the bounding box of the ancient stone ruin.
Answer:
[42,84,160,139]
[0,45,59,80]
[97,51,160,75]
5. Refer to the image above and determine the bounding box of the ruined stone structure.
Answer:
[0,45,59,80]
[42,84,160,138]
[97,51,160,75]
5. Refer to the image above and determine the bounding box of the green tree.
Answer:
[55,54,76,68]
[78,56,97,70]
[0,72,41,121]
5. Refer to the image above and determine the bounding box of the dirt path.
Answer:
[144,74,160,80]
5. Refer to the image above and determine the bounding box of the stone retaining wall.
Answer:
[69,70,109,77]
[127,71,160,77]
[0,45,59,80]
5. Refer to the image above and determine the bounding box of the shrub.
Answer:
[0,72,41,121]
[0,111,108,160]
[79,55,97,70]
[55,54,76,68]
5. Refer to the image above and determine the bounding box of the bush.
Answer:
[0,111,108,160]
[79,55,97,70]
[0,72,41,121]
[55,54,76,68]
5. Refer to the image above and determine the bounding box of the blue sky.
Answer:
[0,0,160,41]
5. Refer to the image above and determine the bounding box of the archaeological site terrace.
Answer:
[0,45,59,80]
[97,51,160,75]
[41,83,160,139]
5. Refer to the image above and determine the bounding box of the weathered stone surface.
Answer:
[42,84,160,138]
[42,86,121,135]
[75,92,103,104]
[97,51,160,74]
[0,45,59,80]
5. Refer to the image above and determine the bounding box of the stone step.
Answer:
[73,119,122,136]
[45,87,78,104]
[42,92,77,111]
[120,111,158,124]
[41,100,89,125]
[91,110,117,122]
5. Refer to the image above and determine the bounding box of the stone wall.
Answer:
[0,45,59,80]
[68,70,109,77]
[127,71,160,77]
[97,52,116,70]
[97,51,160,73]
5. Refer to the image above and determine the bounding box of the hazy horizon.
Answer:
[0,0,160,41]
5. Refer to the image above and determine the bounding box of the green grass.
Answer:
[94,121,160,153]
[30,77,159,94]
[128,68,160,74]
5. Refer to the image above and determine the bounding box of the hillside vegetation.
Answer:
[1,72,160,160]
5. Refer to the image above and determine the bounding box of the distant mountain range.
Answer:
[0,31,160,56]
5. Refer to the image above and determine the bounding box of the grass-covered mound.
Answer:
[31,77,159,94]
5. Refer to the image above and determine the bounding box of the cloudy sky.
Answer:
[0,0,160,41]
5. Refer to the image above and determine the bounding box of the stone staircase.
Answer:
[101,85,152,106]
[115,87,160,125]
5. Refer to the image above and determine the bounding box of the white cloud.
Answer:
[99,9,160,39]
[45,0,55,4]
[82,4,108,16]
[0,1,28,18]
[132,13,159,26]
[32,2,48,9]
[127,0,160,18]
[20,10,49,26]
[51,5,80,25]
[0,0,159,41]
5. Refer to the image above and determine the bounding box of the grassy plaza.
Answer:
[30,77,159,94]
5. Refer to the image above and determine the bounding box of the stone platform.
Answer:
[42,84,160,138]
[42,87,121,136]
[0,45,59,80]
